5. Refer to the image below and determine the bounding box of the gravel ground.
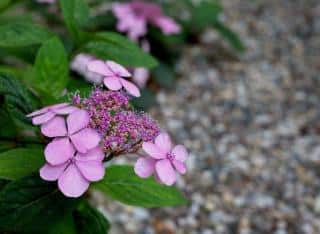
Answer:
[92,0,320,233]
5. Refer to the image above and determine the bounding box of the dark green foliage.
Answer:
[93,165,188,208]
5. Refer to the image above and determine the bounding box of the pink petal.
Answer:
[53,106,78,115]
[58,163,89,198]
[142,142,166,159]
[67,109,89,135]
[41,116,67,137]
[103,76,122,91]
[134,157,156,178]
[32,111,55,125]
[27,107,50,117]
[106,61,131,77]
[155,159,176,186]
[87,60,113,76]
[127,17,147,40]
[75,160,105,182]
[133,68,149,88]
[120,78,141,97]
[155,133,172,153]
[27,103,68,117]
[153,16,181,35]
[172,160,186,174]
[172,145,188,162]
[40,163,68,181]
[70,128,101,153]
[75,147,104,162]
[50,103,70,110]
[45,138,75,165]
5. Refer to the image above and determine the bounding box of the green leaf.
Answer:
[48,213,77,234]
[0,22,54,47]
[131,88,156,110]
[0,73,38,127]
[0,0,11,12]
[92,165,187,208]
[191,2,222,28]
[0,174,80,233]
[83,32,158,68]
[0,141,16,153]
[0,107,17,138]
[0,65,23,78]
[32,37,69,98]
[0,179,8,191]
[59,0,90,43]
[0,148,44,180]
[74,201,110,234]
[152,63,175,88]
[67,78,92,97]
[213,21,245,52]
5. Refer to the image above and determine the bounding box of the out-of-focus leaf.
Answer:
[0,45,39,63]
[31,37,69,98]
[152,63,175,88]
[92,165,188,208]
[191,2,222,28]
[0,174,80,233]
[83,32,158,68]
[0,148,44,180]
[0,66,23,78]
[67,78,92,97]
[0,179,8,191]
[0,22,54,47]
[0,141,16,153]
[131,88,156,110]
[213,21,245,52]
[0,0,11,11]
[74,201,110,234]
[59,0,90,43]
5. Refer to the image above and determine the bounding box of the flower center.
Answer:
[166,152,175,161]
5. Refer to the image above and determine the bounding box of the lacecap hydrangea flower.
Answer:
[28,80,188,198]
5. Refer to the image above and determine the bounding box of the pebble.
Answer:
[91,0,320,233]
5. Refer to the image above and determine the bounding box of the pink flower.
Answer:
[112,2,147,41]
[71,54,104,84]
[134,133,188,185]
[43,109,101,165]
[111,0,181,40]
[40,147,105,197]
[27,103,78,125]
[87,60,141,97]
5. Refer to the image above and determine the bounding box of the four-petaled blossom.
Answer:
[134,133,188,186]
[88,60,140,97]
[43,109,101,165]
[27,103,78,125]
[40,147,105,197]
